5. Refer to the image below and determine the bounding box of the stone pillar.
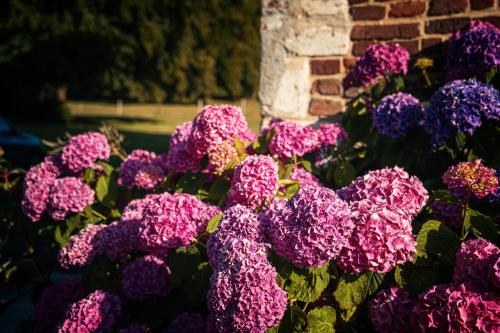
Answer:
[259,0,351,127]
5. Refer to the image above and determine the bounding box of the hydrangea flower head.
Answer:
[166,122,201,173]
[268,121,318,160]
[411,284,452,332]
[61,132,110,174]
[164,312,206,333]
[47,177,95,220]
[58,290,121,333]
[443,160,498,200]
[422,79,500,146]
[372,92,424,138]
[188,105,249,160]
[133,164,164,190]
[98,220,143,262]
[58,224,106,268]
[288,166,322,188]
[344,43,410,88]
[21,181,52,222]
[122,255,171,300]
[24,155,62,189]
[369,287,415,333]
[33,280,85,333]
[227,155,279,210]
[268,185,354,268]
[118,150,157,189]
[207,140,238,174]
[316,123,348,148]
[430,199,463,228]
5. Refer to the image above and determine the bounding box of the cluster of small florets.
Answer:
[58,290,121,333]
[447,20,500,80]
[140,192,221,256]
[33,280,85,333]
[98,219,143,262]
[164,312,206,333]
[226,155,279,210]
[288,166,322,188]
[118,149,166,190]
[47,177,95,220]
[422,79,500,146]
[344,43,410,88]
[188,105,250,160]
[267,121,318,161]
[207,140,238,174]
[430,199,463,228]
[484,168,500,207]
[316,123,348,148]
[443,160,498,200]
[337,167,427,273]
[122,255,171,300]
[165,122,201,173]
[61,132,111,174]
[368,287,415,333]
[268,185,354,268]
[372,92,424,139]
[58,224,106,268]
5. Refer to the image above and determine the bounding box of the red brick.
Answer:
[422,38,442,49]
[351,23,419,40]
[343,58,357,70]
[428,0,467,15]
[310,59,340,75]
[389,2,426,17]
[352,41,371,56]
[396,40,419,55]
[311,79,342,96]
[350,5,386,20]
[349,0,368,4]
[425,18,469,34]
[309,99,343,116]
[471,0,494,9]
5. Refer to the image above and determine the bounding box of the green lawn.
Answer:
[17,99,261,153]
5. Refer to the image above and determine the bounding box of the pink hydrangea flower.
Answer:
[258,197,288,235]
[188,104,249,160]
[61,132,110,174]
[134,164,164,190]
[24,155,62,189]
[268,121,318,161]
[443,160,498,200]
[288,166,322,188]
[33,280,85,333]
[98,220,143,262]
[47,177,95,220]
[316,123,348,148]
[58,290,121,333]
[490,257,500,290]
[165,122,201,173]
[227,155,279,210]
[411,284,452,332]
[21,181,52,222]
[268,186,354,268]
[58,224,106,269]
[453,238,500,292]
[337,166,428,219]
[164,312,206,333]
[118,150,157,188]
[122,255,171,300]
[121,195,160,223]
[140,193,221,256]
[338,200,416,273]
[369,287,415,333]
[207,140,239,174]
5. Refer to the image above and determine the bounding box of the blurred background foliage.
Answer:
[0,0,261,120]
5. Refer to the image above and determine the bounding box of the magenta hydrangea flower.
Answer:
[453,238,500,292]
[140,193,221,256]
[122,255,171,300]
[227,155,279,210]
[119,324,151,333]
[24,155,62,189]
[288,166,322,188]
[58,290,121,333]
[258,197,287,235]
[268,185,354,268]
[58,224,106,269]
[21,181,52,222]
[267,121,318,161]
[121,195,160,223]
[315,123,348,148]
[344,43,410,88]
[47,177,95,220]
[164,312,206,333]
[490,257,500,290]
[133,164,164,190]
[188,105,249,160]
[166,122,201,173]
[33,280,85,333]
[338,200,416,273]
[207,140,238,174]
[98,220,143,262]
[369,287,415,333]
[61,132,110,174]
[337,166,428,219]
[443,160,498,200]
[118,150,157,188]
[411,284,452,332]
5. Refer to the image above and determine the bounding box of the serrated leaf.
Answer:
[416,220,460,259]
[467,209,499,244]
[95,176,109,202]
[284,263,330,303]
[307,306,336,333]
[206,213,223,234]
[279,305,307,333]
[394,263,441,297]
[333,271,384,321]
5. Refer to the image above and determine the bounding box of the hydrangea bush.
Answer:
[1,20,499,333]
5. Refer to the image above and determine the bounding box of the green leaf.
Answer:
[98,162,114,177]
[279,305,307,333]
[95,176,109,202]
[455,132,467,151]
[307,306,336,333]
[167,246,201,288]
[333,161,356,187]
[206,213,223,234]
[284,263,330,303]
[333,271,384,321]
[301,160,313,173]
[416,220,460,259]
[83,168,95,183]
[394,262,442,296]
[466,209,500,244]
[234,137,248,156]
[175,173,206,195]
[208,177,230,204]
[431,190,459,204]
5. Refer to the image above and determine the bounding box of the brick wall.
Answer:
[308,0,499,118]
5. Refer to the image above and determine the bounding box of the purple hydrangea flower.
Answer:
[490,257,500,290]
[47,177,95,220]
[430,199,463,229]
[122,255,171,300]
[61,132,110,174]
[411,284,452,332]
[344,43,410,88]
[443,160,498,200]
[369,287,415,333]
[164,313,206,333]
[227,155,279,210]
[268,185,354,268]
[372,92,424,138]
[33,280,85,333]
[267,121,318,161]
[98,220,143,262]
[165,122,201,173]
[422,79,500,146]
[58,224,106,269]
[118,150,156,188]
[58,290,121,333]
[21,181,52,222]
[315,123,348,148]
[288,166,322,188]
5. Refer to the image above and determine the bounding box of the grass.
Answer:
[17,99,261,153]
